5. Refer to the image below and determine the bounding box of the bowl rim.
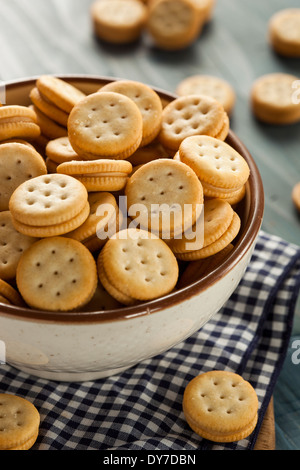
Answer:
[0,74,264,324]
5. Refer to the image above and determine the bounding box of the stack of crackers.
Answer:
[0,75,251,313]
[91,0,216,50]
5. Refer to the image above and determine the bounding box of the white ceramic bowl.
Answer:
[0,76,264,382]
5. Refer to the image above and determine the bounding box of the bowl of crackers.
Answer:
[0,75,264,382]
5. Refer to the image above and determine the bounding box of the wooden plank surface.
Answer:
[255,398,276,450]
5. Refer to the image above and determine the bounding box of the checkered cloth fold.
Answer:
[1,230,300,450]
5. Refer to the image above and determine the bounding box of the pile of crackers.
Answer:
[0,75,251,313]
[91,0,216,50]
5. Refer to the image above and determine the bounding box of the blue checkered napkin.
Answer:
[0,230,300,450]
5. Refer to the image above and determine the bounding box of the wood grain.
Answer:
[255,398,276,450]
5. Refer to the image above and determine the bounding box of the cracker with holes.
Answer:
[251,73,300,125]
[0,143,47,211]
[68,92,143,160]
[16,237,98,311]
[99,80,163,147]
[67,192,122,252]
[183,370,259,442]
[269,9,300,58]
[158,95,228,154]
[125,158,204,238]
[0,105,40,142]
[91,0,148,44]
[178,135,250,199]
[97,228,179,305]
[9,173,89,238]
[169,199,240,261]
[176,75,236,115]
[146,0,203,50]
[0,394,40,450]
[0,211,38,281]
[56,159,132,192]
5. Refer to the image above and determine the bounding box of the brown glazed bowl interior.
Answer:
[1,75,264,323]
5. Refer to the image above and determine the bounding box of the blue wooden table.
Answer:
[0,0,299,450]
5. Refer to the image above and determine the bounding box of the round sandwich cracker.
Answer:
[0,394,40,450]
[251,73,300,125]
[178,135,250,191]
[56,159,132,192]
[183,370,259,442]
[146,0,203,50]
[98,228,179,304]
[11,202,90,238]
[91,0,148,44]
[99,80,163,147]
[9,173,88,227]
[125,158,204,238]
[16,237,98,311]
[269,9,300,58]
[68,92,143,160]
[0,105,40,142]
[159,95,227,152]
